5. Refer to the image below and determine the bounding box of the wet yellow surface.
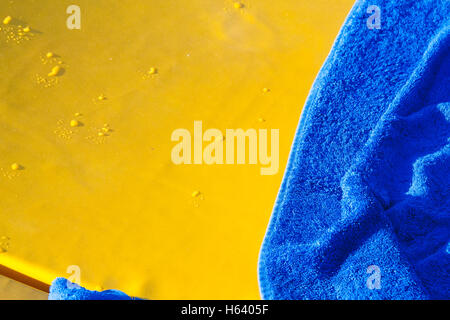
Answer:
[0,0,353,299]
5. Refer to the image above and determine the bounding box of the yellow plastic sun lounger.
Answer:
[0,0,353,299]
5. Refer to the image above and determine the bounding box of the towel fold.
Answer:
[258,0,449,299]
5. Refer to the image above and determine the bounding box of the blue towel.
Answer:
[48,278,135,300]
[259,0,449,300]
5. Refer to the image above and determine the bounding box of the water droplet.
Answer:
[3,16,12,25]
[70,119,80,127]
[10,163,20,171]
[0,236,10,253]
[48,65,61,77]
[35,74,58,88]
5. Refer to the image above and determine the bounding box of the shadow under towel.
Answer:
[258,0,450,299]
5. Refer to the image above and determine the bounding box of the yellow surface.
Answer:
[0,0,353,299]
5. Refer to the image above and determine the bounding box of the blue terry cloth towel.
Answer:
[258,0,450,300]
[48,278,135,300]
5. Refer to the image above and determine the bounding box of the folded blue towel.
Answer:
[259,0,449,300]
[48,278,135,300]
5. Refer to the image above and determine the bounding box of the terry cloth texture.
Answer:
[258,0,450,299]
[48,278,134,300]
